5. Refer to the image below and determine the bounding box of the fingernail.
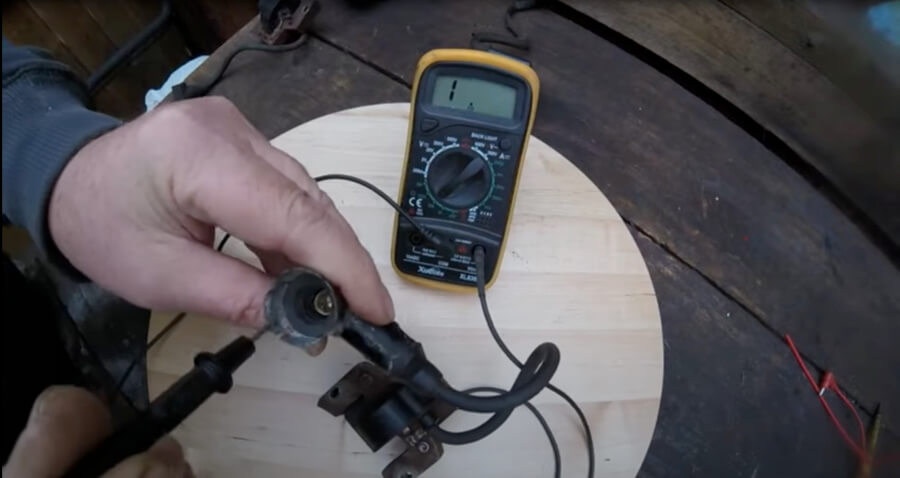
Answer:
[29,386,66,423]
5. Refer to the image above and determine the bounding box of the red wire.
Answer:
[831,380,867,450]
[785,335,821,393]
[784,334,900,469]
[784,335,866,460]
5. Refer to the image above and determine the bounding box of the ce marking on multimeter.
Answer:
[392,49,540,291]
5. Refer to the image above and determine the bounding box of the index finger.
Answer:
[174,149,394,324]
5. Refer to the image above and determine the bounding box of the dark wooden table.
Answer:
[170,1,900,476]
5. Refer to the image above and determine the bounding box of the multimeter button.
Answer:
[421,118,439,133]
[455,244,469,255]
[500,138,512,150]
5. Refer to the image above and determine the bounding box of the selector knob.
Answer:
[426,149,492,210]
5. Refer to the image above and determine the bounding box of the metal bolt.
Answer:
[313,289,334,316]
[417,441,430,453]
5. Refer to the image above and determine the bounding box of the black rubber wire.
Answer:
[315,174,450,253]
[465,387,561,478]
[472,246,596,478]
[423,342,559,413]
[424,345,553,443]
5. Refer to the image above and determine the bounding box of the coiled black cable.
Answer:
[423,342,556,443]
[462,387,561,478]
[472,245,596,478]
[422,342,559,413]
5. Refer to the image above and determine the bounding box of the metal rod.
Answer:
[87,0,173,95]
[249,327,268,342]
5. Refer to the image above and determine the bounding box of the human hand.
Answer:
[3,386,192,478]
[48,97,394,326]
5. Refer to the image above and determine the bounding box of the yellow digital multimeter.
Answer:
[392,49,540,291]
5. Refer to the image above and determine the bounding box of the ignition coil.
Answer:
[263,267,560,477]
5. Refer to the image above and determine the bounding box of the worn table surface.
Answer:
[156,1,899,476]
[148,104,663,477]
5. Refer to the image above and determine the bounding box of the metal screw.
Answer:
[417,441,430,453]
[313,289,334,316]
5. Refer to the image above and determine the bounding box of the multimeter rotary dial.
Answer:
[424,146,494,211]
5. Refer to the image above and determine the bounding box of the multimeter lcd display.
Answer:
[431,75,516,119]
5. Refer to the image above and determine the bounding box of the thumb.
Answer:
[101,436,192,478]
[3,386,112,477]
[142,237,273,326]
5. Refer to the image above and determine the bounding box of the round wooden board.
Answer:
[148,103,663,478]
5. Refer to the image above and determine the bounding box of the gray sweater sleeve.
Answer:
[2,38,122,264]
